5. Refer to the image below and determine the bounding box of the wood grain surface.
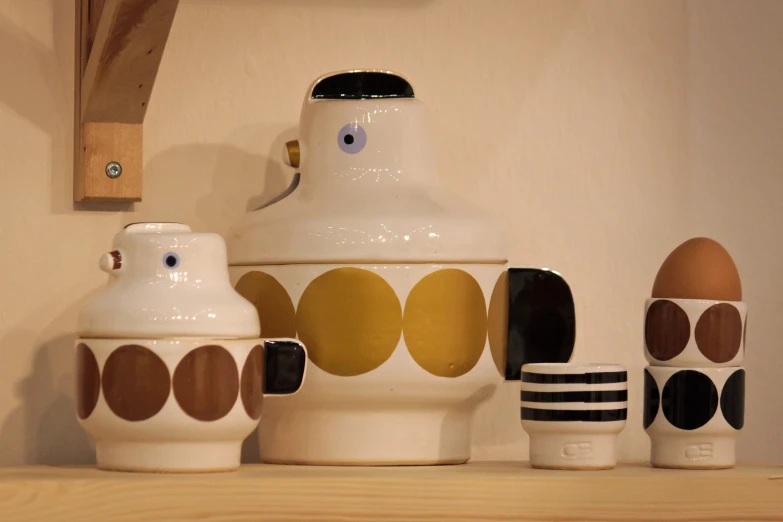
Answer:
[73,0,178,202]
[0,462,780,521]
[80,0,179,124]
[80,121,143,201]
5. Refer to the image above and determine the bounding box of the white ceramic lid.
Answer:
[78,223,260,339]
[227,70,507,265]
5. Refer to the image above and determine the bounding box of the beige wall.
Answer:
[686,0,783,464]
[0,0,779,465]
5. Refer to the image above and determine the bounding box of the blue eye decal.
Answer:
[163,252,180,269]
[338,123,367,154]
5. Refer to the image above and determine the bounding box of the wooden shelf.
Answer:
[0,462,780,521]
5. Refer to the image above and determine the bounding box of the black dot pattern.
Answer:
[721,369,745,430]
[643,368,659,429]
[661,370,718,430]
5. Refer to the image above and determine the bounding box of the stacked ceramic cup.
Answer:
[520,363,628,470]
[75,223,307,472]
[643,238,747,469]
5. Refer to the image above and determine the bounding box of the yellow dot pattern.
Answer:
[235,271,296,338]
[403,269,488,378]
[296,268,403,377]
[487,271,509,377]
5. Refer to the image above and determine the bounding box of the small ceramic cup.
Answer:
[520,363,627,470]
[76,338,306,472]
[644,365,744,469]
[644,298,747,367]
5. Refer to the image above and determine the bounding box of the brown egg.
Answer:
[652,238,742,300]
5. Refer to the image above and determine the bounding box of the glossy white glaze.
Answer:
[78,338,262,472]
[78,223,260,339]
[522,363,624,375]
[227,70,506,265]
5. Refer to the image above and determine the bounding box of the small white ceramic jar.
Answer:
[644,298,747,367]
[76,223,306,472]
[520,363,627,470]
[644,365,744,469]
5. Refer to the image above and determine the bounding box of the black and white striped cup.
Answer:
[520,363,628,469]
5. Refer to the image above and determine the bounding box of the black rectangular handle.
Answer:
[505,268,576,380]
[263,339,307,395]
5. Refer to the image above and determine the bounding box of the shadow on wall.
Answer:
[0,328,95,466]
[0,1,131,215]
[0,2,65,215]
[137,129,297,235]
[0,283,109,466]
[242,129,300,213]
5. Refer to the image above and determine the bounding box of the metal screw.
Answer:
[105,161,122,179]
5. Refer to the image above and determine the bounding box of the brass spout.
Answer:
[284,140,300,168]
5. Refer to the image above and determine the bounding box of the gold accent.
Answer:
[404,269,487,378]
[285,140,300,168]
[235,271,296,338]
[487,271,509,377]
[296,268,402,377]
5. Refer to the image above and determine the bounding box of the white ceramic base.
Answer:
[260,408,471,465]
[529,433,618,470]
[96,441,242,472]
[650,435,736,469]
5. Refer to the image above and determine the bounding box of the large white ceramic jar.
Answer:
[228,71,572,465]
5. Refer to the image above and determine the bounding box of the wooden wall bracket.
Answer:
[74,0,179,202]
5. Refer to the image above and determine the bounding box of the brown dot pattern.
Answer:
[487,271,509,377]
[173,345,239,422]
[76,343,100,420]
[695,303,743,363]
[235,271,296,338]
[645,299,690,361]
[102,345,170,422]
[241,345,264,419]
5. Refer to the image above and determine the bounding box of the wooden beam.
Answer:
[87,0,107,56]
[81,122,143,200]
[74,0,179,202]
[81,0,179,124]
